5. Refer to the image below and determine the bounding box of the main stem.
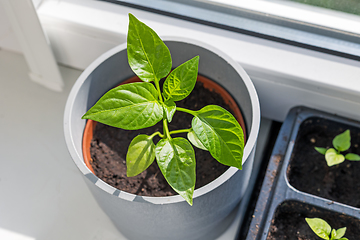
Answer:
[154,79,171,139]
[154,79,164,103]
[163,118,171,139]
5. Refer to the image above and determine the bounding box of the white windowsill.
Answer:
[36,0,360,122]
[0,48,272,240]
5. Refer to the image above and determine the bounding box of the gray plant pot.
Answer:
[64,37,260,240]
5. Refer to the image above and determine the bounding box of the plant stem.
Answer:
[153,78,170,139]
[176,107,197,116]
[150,131,164,139]
[163,118,171,139]
[154,78,164,103]
[169,128,191,135]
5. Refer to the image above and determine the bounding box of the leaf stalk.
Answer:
[150,131,164,139]
[169,128,191,135]
[176,107,197,116]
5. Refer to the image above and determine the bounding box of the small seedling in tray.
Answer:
[306,217,348,240]
[315,130,360,166]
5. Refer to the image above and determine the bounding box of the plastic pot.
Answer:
[64,37,260,240]
[246,106,360,240]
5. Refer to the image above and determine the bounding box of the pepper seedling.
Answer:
[305,217,348,240]
[315,130,360,167]
[82,14,244,205]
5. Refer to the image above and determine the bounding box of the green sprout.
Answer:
[315,130,360,167]
[82,14,244,205]
[305,218,348,240]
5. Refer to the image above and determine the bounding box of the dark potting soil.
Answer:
[267,201,360,239]
[287,117,360,208]
[89,80,236,197]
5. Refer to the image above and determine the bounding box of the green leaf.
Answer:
[345,153,360,161]
[338,238,348,240]
[155,138,195,205]
[315,147,327,155]
[325,148,345,166]
[334,227,346,239]
[82,82,163,130]
[333,130,351,152]
[187,129,208,151]
[305,218,331,240]
[162,56,199,101]
[126,135,156,177]
[191,105,244,169]
[331,229,336,240]
[127,13,171,83]
[162,99,176,123]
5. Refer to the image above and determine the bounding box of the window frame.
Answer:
[36,0,360,122]
[101,0,360,60]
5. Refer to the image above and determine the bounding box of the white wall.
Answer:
[0,5,21,53]
[0,0,43,53]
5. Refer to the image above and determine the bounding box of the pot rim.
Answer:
[64,36,260,204]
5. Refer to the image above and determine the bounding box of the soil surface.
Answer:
[287,117,360,208]
[89,80,237,197]
[267,201,360,239]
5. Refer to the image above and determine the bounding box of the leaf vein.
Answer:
[134,24,157,81]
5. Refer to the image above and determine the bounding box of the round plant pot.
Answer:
[64,37,260,240]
